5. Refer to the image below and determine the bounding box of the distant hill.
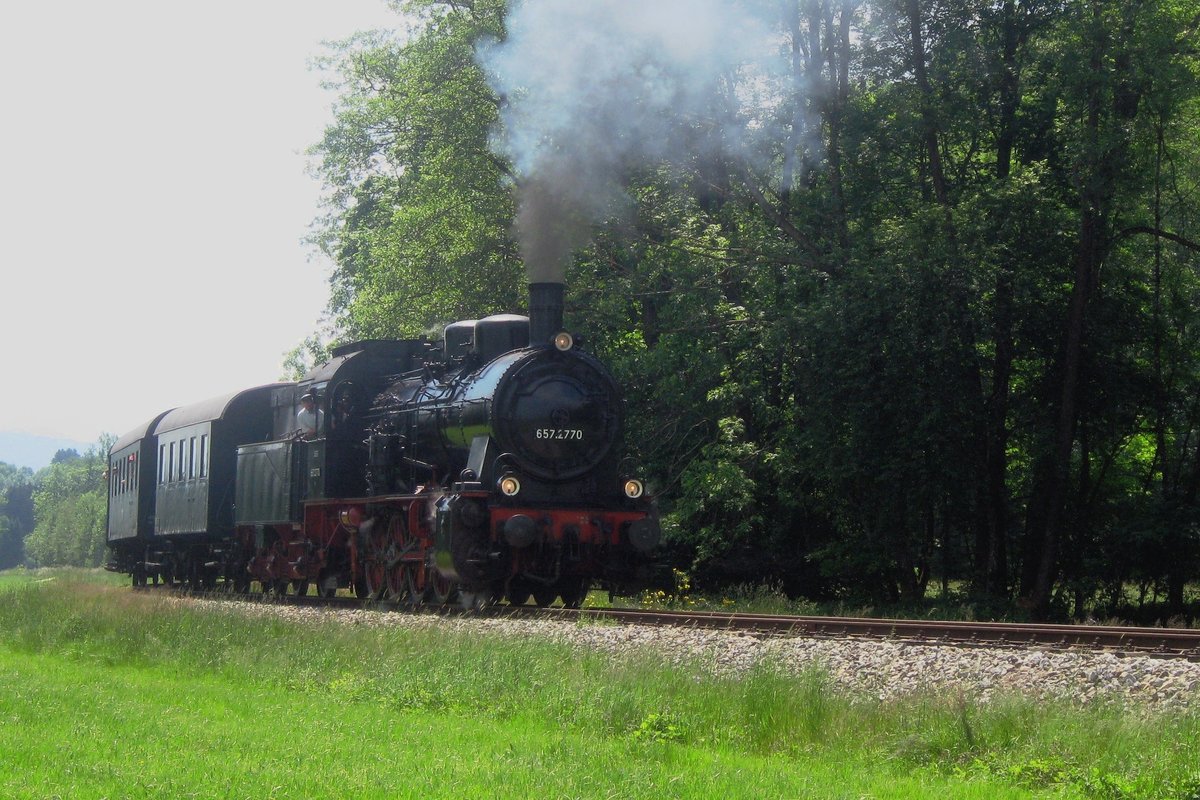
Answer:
[0,432,96,471]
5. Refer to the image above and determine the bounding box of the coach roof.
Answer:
[111,409,174,454]
[153,383,291,435]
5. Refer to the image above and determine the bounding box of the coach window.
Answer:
[131,454,137,492]
[188,437,196,479]
[159,445,166,484]
[199,434,208,478]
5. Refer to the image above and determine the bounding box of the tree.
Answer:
[51,448,80,464]
[0,461,35,569]
[1016,0,1200,614]
[310,0,521,342]
[23,445,108,568]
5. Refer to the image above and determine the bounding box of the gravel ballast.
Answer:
[194,598,1200,710]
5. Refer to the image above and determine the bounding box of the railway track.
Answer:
[562,608,1200,661]
[149,585,1200,661]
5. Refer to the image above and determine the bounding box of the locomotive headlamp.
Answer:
[553,331,574,352]
[499,474,522,497]
[623,479,645,499]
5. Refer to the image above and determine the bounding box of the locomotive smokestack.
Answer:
[528,282,564,346]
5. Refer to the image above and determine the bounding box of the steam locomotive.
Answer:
[105,284,661,607]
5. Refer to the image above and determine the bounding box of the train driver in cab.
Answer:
[297,390,323,440]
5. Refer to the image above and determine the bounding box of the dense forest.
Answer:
[304,0,1200,619]
[0,444,110,571]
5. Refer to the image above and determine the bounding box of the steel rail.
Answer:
[549,607,1200,660]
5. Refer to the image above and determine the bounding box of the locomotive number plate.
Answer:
[535,428,584,441]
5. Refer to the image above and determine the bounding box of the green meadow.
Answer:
[2,570,1198,799]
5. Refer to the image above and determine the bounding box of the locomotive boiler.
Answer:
[106,282,661,608]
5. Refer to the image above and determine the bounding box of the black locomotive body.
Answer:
[106,284,661,606]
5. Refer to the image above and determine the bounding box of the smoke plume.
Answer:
[478,0,781,282]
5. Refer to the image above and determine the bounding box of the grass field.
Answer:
[2,569,1199,799]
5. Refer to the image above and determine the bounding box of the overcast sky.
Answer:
[0,0,401,445]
